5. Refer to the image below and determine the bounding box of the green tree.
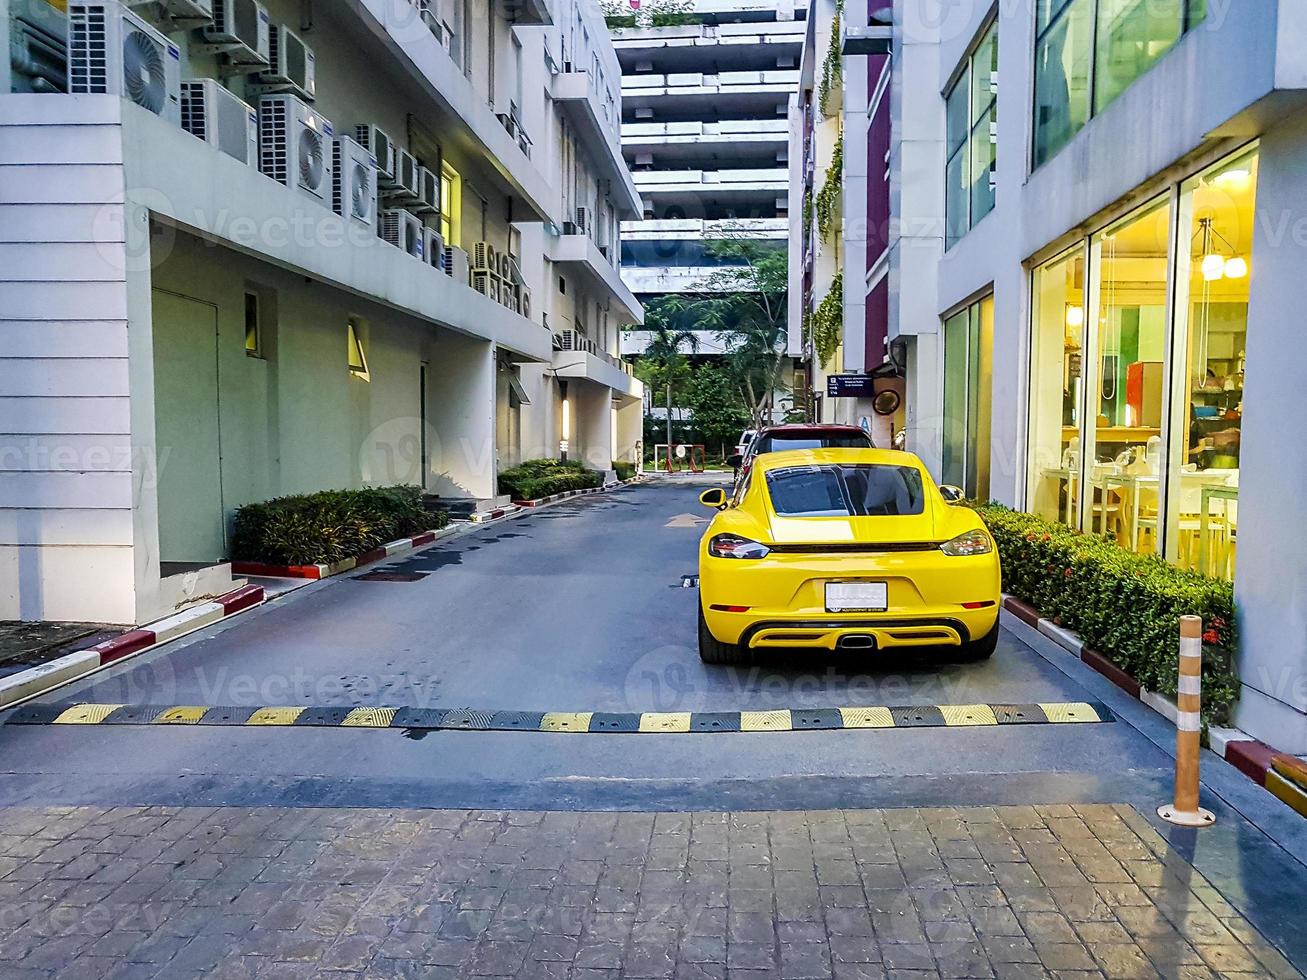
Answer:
[684,238,791,431]
[628,296,700,448]
[683,363,750,458]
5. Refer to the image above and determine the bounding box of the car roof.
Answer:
[752,447,925,472]
[757,424,867,435]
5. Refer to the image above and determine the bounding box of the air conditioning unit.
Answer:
[259,94,333,202]
[332,135,377,230]
[471,271,493,297]
[180,78,257,165]
[126,0,213,21]
[445,245,470,283]
[203,0,270,68]
[498,253,511,280]
[472,242,498,273]
[415,167,439,215]
[386,148,421,204]
[424,228,445,272]
[520,290,531,320]
[562,221,578,236]
[575,207,589,233]
[258,23,315,101]
[355,124,396,189]
[69,3,181,125]
[381,209,425,260]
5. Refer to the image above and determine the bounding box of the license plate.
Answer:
[825,582,887,613]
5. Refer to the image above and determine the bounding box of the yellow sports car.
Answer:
[696,448,1000,664]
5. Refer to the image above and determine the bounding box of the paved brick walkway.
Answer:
[0,804,1297,979]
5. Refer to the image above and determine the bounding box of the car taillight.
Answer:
[709,534,771,559]
[940,529,993,557]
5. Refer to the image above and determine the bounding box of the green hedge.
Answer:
[498,459,602,501]
[975,504,1239,726]
[614,461,636,482]
[232,485,440,567]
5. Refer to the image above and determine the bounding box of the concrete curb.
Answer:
[510,475,644,509]
[0,584,266,710]
[231,527,456,580]
[1000,594,1302,808]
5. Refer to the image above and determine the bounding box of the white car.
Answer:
[735,429,757,459]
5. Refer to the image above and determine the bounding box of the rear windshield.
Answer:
[765,465,925,517]
[754,432,872,454]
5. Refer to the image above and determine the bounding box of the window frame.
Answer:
[943,18,999,249]
[1032,0,1207,171]
[347,318,370,382]
[243,290,262,358]
[439,162,461,247]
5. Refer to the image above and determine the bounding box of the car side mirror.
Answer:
[699,488,728,509]
[727,453,743,470]
[939,485,966,504]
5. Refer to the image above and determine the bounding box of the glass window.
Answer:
[944,22,998,248]
[1094,0,1183,114]
[243,292,260,356]
[941,297,993,499]
[1028,248,1087,525]
[1033,0,1203,169]
[1033,0,1092,169]
[753,432,873,454]
[1167,149,1257,580]
[1085,197,1171,550]
[347,319,370,382]
[766,465,926,517]
[439,162,461,247]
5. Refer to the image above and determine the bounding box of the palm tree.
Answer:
[638,297,700,448]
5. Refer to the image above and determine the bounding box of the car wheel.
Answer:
[958,622,1000,661]
[698,604,750,665]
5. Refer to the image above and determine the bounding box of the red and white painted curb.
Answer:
[231,527,456,580]
[1001,594,1305,812]
[0,584,265,710]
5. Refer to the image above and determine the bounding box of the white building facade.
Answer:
[803,0,1307,751]
[1,0,643,625]
[614,0,801,359]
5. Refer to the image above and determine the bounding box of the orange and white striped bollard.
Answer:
[1158,615,1216,827]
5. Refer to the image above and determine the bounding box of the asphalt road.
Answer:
[0,479,1174,810]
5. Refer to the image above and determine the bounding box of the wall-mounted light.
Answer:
[1065,305,1085,328]
[559,379,571,462]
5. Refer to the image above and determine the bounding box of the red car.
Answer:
[729,423,874,485]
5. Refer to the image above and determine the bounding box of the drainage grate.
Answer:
[354,571,428,582]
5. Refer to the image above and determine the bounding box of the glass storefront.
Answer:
[1166,150,1257,579]
[1026,146,1257,581]
[942,296,993,500]
[1027,248,1086,525]
[1033,0,1206,169]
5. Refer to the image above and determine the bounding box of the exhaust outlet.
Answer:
[837,634,875,651]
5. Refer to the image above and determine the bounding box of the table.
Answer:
[1198,485,1239,577]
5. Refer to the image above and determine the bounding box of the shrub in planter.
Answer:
[975,504,1239,726]
[497,459,602,501]
[232,485,430,567]
[613,461,636,481]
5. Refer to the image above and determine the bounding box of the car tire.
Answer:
[958,622,1000,661]
[698,605,750,665]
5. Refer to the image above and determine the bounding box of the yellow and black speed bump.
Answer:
[5,701,1112,733]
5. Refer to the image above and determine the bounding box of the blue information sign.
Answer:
[826,375,875,398]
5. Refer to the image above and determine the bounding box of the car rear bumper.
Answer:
[698,549,1001,649]
[707,608,999,651]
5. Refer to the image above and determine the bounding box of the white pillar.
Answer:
[1230,113,1307,752]
[426,335,497,499]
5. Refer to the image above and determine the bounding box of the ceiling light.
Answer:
[1224,256,1248,279]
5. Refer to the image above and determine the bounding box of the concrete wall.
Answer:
[0,96,138,623]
